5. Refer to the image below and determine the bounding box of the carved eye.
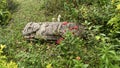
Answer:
[28,27,32,29]
[27,26,34,33]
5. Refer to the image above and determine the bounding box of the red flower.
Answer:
[73,26,78,29]
[56,37,64,44]
[69,27,73,30]
[62,22,68,25]
[69,26,79,30]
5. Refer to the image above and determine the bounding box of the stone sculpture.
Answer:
[22,22,85,42]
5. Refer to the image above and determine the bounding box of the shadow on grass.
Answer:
[7,0,20,13]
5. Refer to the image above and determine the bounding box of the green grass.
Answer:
[0,1,56,67]
[0,0,54,62]
[0,0,55,44]
[0,0,120,68]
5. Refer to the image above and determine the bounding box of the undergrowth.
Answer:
[0,0,120,68]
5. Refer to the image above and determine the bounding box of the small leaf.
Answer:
[101,54,106,60]
[105,58,109,66]
[82,64,89,68]
[95,36,100,40]
[108,50,116,56]
[46,64,52,68]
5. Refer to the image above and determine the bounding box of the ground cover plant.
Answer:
[0,0,120,68]
[0,44,17,68]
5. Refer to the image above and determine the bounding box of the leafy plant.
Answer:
[0,44,18,68]
[73,59,89,68]
[107,0,120,38]
[98,42,120,68]
[56,31,84,59]
[0,0,120,68]
[0,0,11,26]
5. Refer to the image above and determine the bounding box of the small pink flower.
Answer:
[73,26,78,29]
[76,56,81,60]
[69,26,79,30]
[62,22,68,25]
[56,37,64,44]
[69,27,74,30]
[63,30,66,33]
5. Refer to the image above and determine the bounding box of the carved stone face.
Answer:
[22,22,40,36]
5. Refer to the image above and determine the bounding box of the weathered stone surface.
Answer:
[22,22,40,35]
[22,22,84,41]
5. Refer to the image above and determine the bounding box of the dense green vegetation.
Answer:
[0,0,120,68]
[0,44,17,68]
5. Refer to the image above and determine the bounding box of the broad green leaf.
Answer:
[108,50,116,56]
